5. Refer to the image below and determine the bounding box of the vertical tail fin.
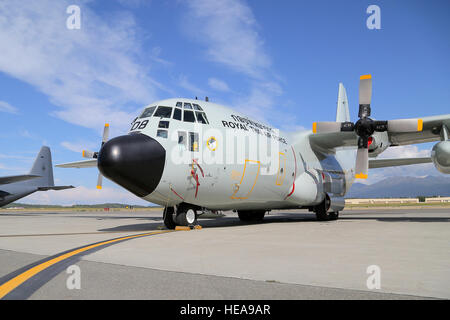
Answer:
[336,83,350,122]
[29,146,55,187]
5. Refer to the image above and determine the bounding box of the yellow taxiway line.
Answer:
[0,230,172,299]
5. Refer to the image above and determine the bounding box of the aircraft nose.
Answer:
[97,133,166,197]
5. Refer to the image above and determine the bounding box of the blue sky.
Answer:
[0,0,449,205]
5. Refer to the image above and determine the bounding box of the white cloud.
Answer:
[178,75,207,97]
[208,78,230,92]
[0,101,18,114]
[183,0,271,78]
[379,145,431,159]
[0,0,165,132]
[61,141,96,153]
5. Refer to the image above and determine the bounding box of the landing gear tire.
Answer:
[237,210,265,222]
[176,208,198,227]
[328,211,339,221]
[314,195,336,221]
[163,207,176,229]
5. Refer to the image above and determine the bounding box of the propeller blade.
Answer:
[358,74,372,118]
[312,122,342,134]
[96,172,103,190]
[355,147,369,179]
[82,150,96,159]
[387,119,423,132]
[102,123,110,146]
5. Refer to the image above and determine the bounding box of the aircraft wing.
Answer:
[56,159,97,168]
[37,186,75,191]
[309,114,450,152]
[388,114,450,146]
[0,174,40,185]
[369,157,432,169]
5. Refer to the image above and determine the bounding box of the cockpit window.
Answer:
[193,104,203,111]
[184,103,193,110]
[153,106,172,118]
[139,106,156,118]
[195,112,209,124]
[173,108,182,121]
[176,102,183,108]
[183,110,196,123]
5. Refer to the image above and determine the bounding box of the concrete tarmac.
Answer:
[0,208,448,299]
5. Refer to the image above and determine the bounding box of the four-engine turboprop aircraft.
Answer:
[0,146,74,207]
[57,75,450,228]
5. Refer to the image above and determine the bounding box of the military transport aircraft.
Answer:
[57,75,450,228]
[0,146,73,207]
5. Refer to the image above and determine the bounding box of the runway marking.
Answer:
[0,230,173,299]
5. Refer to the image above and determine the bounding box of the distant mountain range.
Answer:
[346,176,450,198]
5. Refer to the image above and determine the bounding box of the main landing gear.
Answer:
[163,204,198,229]
[313,194,339,221]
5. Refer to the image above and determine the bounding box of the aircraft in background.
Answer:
[0,146,74,207]
[58,75,450,228]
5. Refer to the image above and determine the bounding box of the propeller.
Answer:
[82,123,110,189]
[313,75,423,179]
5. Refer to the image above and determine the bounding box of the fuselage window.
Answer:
[157,129,168,139]
[184,110,196,123]
[178,131,187,150]
[184,103,193,110]
[173,108,182,121]
[189,132,199,152]
[153,106,173,118]
[195,112,209,124]
[193,104,203,111]
[158,121,169,129]
[139,106,156,118]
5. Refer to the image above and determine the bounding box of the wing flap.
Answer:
[369,157,432,169]
[37,186,75,191]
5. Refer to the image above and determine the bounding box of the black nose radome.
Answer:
[97,133,165,197]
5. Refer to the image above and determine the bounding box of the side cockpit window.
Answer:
[195,112,209,124]
[140,106,156,118]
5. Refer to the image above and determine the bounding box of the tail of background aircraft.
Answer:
[28,146,73,191]
[336,83,350,122]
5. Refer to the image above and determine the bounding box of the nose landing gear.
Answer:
[163,204,198,229]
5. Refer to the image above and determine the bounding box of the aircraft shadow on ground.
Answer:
[97,211,450,232]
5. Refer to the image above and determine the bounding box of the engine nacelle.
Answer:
[431,141,450,174]
[287,172,325,206]
[368,131,389,157]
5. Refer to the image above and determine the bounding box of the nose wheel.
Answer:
[163,205,198,229]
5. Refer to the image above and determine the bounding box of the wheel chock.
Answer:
[175,226,191,231]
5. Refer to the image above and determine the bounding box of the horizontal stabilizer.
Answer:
[369,157,432,169]
[56,159,97,168]
[37,186,75,191]
[0,174,40,185]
